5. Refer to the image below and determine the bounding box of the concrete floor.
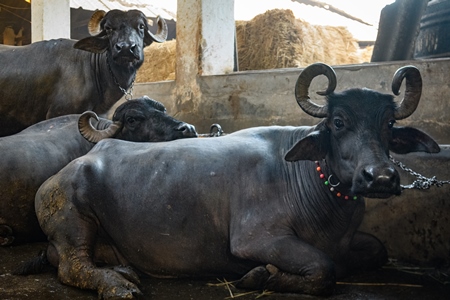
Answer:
[1,242,449,300]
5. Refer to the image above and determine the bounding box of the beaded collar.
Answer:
[315,160,359,201]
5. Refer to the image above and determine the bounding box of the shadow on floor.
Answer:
[1,242,449,300]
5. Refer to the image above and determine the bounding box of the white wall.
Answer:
[31,0,70,42]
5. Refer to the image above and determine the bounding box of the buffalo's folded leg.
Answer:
[236,264,335,296]
[0,224,14,246]
[235,265,270,290]
[111,265,141,286]
[51,239,143,299]
[37,190,142,299]
[335,230,388,278]
[232,234,337,296]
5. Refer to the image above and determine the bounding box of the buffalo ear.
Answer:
[74,36,109,53]
[390,127,440,154]
[285,130,329,161]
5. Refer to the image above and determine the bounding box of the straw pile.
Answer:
[136,39,176,83]
[137,9,372,82]
[236,9,364,70]
[358,45,374,64]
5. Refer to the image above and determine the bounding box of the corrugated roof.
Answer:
[70,0,176,20]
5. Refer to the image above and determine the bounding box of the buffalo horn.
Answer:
[295,63,337,118]
[147,16,168,43]
[391,65,422,120]
[78,111,122,143]
[88,10,106,36]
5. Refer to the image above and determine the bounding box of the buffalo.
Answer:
[0,9,167,137]
[31,63,439,298]
[0,97,197,246]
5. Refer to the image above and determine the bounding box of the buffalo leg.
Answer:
[335,230,388,277]
[232,236,336,295]
[237,263,335,295]
[37,187,142,299]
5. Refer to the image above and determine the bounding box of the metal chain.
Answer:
[106,54,135,100]
[389,155,450,190]
[197,124,225,138]
[209,124,224,137]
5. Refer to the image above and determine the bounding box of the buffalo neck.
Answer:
[287,159,364,247]
[91,52,137,112]
[280,132,364,246]
[106,52,137,97]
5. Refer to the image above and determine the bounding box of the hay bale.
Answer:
[358,45,374,63]
[236,9,363,70]
[136,39,176,83]
[236,9,301,70]
[136,9,373,82]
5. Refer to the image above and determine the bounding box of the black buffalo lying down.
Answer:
[0,9,167,137]
[0,97,197,246]
[32,63,439,298]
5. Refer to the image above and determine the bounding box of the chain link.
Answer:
[389,155,450,190]
[107,54,135,100]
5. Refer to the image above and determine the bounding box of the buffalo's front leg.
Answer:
[232,236,336,295]
[335,230,388,277]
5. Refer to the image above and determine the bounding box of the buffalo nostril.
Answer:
[178,124,197,137]
[375,168,397,185]
[362,165,398,189]
[115,43,123,52]
[115,42,133,52]
[130,44,136,52]
[362,168,374,183]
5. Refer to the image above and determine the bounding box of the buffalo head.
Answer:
[285,63,439,198]
[78,96,197,143]
[73,9,167,68]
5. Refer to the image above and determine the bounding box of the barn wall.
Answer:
[363,147,450,266]
[129,58,449,144]
[111,58,450,265]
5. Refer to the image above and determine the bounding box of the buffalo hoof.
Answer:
[0,225,14,246]
[235,265,270,290]
[112,265,141,286]
[264,264,335,296]
[100,282,143,299]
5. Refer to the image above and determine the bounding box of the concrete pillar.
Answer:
[200,1,235,75]
[31,0,70,42]
[175,0,202,113]
[175,0,235,113]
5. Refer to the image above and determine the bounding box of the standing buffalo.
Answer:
[32,63,439,298]
[0,9,167,137]
[0,97,197,246]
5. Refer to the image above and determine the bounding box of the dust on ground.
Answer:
[1,242,449,300]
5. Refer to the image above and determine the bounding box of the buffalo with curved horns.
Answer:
[29,63,439,298]
[0,97,197,246]
[0,10,167,137]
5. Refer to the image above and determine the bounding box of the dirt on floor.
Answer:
[1,242,449,300]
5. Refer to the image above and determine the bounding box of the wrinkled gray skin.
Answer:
[33,64,440,299]
[34,69,439,297]
[0,97,197,246]
[0,9,167,137]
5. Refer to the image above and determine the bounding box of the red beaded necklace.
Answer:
[315,160,358,201]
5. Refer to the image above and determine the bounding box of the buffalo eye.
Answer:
[104,25,113,33]
[388,119,396,129]
[138,23,145,30]
[126,117,136,125]
[333,118,344,130]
